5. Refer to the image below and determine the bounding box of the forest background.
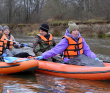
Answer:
[1,0,110,37]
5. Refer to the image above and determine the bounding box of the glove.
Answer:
[2,53,7,57]
[95,58,100,61]
[63,60,66,64]
[21,43,28,47]
[35,56,43,60]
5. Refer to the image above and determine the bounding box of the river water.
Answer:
[1,35,110,93]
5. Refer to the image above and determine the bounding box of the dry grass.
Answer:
[27,30,39,36]
[9,24,40,35]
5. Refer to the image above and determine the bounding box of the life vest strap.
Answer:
[69,42,82,45]
[65,48,83,51]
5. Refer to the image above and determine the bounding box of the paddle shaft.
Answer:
[4,39,19,43]
[96,60,110,63]
[103,61,110,63]
[4,39,33,48]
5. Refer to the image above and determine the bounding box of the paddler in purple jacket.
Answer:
[36,21,99,63]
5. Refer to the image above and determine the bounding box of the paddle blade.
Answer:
[4,57,18,63]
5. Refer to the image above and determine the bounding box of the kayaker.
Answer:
[35,21,99,64]
[1,26,30,57]
[0,25,7,58]
[33,23,62,62]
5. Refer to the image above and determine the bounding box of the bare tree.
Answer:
[0,0,109,23]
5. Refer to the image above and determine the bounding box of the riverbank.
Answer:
[3,20,110,38]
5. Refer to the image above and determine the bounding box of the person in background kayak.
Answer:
[0,25,7,58]
[33,23,62,62]
[33,23,56,56]
[35,21,99,63]
[1,26,29,57]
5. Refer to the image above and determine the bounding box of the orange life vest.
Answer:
[37,34,53,45]
[0,40,5,55]
[1,34,13,50]
[63,36,83,58]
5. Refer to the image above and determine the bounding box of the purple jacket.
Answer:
[42,29,96,63]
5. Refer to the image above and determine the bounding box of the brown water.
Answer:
[1,35,110,93]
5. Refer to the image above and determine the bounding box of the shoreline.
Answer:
[2,21,110,38]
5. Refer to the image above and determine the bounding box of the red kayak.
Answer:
[35,60,110,80]
[0,58,38,74]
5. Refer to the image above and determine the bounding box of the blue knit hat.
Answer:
[3,26,9,32]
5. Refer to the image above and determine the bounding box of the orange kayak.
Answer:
[35,60,110,80]
[0,58,38,74]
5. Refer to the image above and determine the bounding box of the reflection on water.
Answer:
[1,35,110,93]
[1,73,110,93]
[0,73,37,93]
[35,73,110,93]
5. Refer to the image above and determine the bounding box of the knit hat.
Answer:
[0,25,3,30]
[40,24,49,32]
[3,26,9,32]
[68,21,79,32]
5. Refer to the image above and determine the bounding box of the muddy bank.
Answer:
[5,21,110,37]
[49,21,110,37]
